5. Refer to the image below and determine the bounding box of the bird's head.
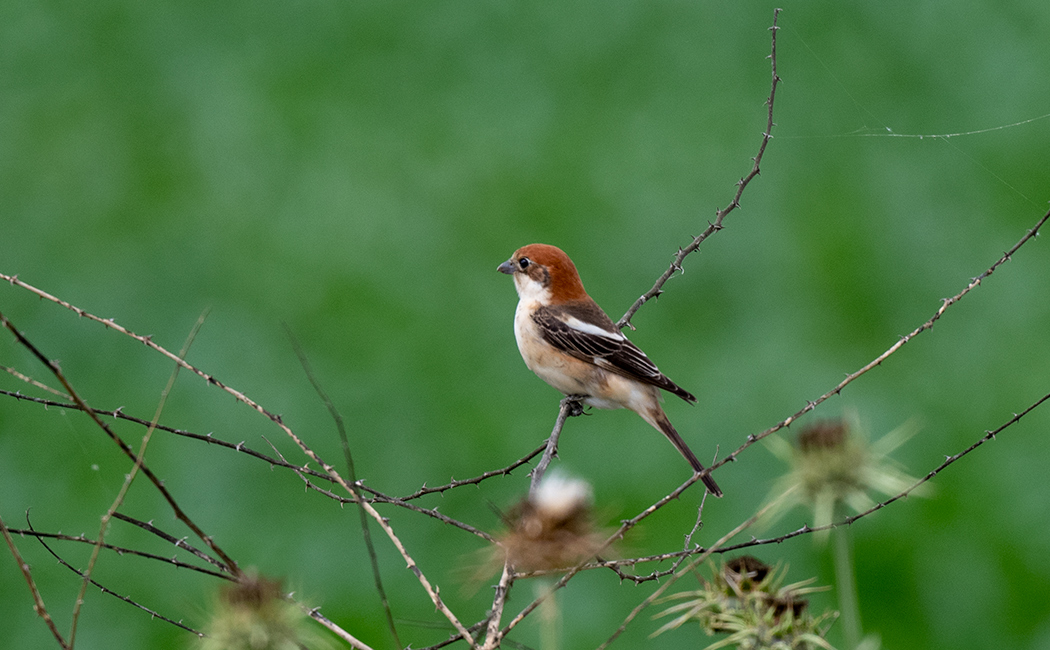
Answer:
[498,244,588,304]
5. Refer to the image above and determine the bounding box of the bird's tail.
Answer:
[647,409,723,497]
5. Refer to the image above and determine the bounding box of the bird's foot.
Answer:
[561,395,586,417]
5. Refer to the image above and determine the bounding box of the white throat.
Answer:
[513,273,551,305]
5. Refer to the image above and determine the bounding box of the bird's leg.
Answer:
[561,395,586,417]
[530,397,584,495]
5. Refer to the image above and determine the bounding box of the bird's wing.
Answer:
[532,303,695,401]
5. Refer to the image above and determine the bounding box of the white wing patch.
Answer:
[562,315,625,340]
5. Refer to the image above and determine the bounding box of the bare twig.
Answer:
[286,326,402,649]
[399,443,548,501]
[0,513,69,648]
[617,8,782,330]
[0,274,349,519]
[415,621,492,650]
[0,390,497,541]
[69,311,206,648]
[702,388,1050,553]
[710,207,1050,473]
[0,278,480,643]
[529,396,582,495]
[29,519,204,638]
[0,390,336,479]
[110,512,231,572]
[370,501,480,648]
[843,389,1050,524]
[285,465,498,542]
[671,475,712,573]
[306,607,377,650]
[8,525,231,580]
[0,312,242,578]
[21,514,373,648]
[481,563,516,650]
[2,364,70,398]
[259,442,485,646]
[523,384,1050,579]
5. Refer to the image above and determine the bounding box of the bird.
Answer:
[497,243,722,497]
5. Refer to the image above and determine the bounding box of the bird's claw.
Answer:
[562,395,586,417]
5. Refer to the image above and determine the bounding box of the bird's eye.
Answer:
[518,257,531,270]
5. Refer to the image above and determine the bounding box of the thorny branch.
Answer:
[0,277,484,647]
[8,523,231,580]
[30,518,205,638]
[287,328,403,648]
[513,384,1050,580]
[617,8,782,331]
[0,389,498,542]
[0,512,68,648]
[529,396,582,495]
[0,311,242,582]
[707,207,1050,476]
[2,8,1047,649]
[68,312,204,648]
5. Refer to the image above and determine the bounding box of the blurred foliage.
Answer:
[2,1,1049,649]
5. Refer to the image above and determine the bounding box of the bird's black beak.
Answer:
[497,259,516,275]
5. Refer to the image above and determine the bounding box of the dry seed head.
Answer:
[501,471,605,572]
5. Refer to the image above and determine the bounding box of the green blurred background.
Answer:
[2,1,1049,648]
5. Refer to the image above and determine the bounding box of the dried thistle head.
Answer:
[795,420,868,506]
[654,555,837,649]
[201,569,333,650]
[762,414,925,542]
[499,471,607,573]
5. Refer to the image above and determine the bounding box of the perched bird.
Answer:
[498,244,722,497]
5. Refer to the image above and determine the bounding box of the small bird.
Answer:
[498,244,722,497]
